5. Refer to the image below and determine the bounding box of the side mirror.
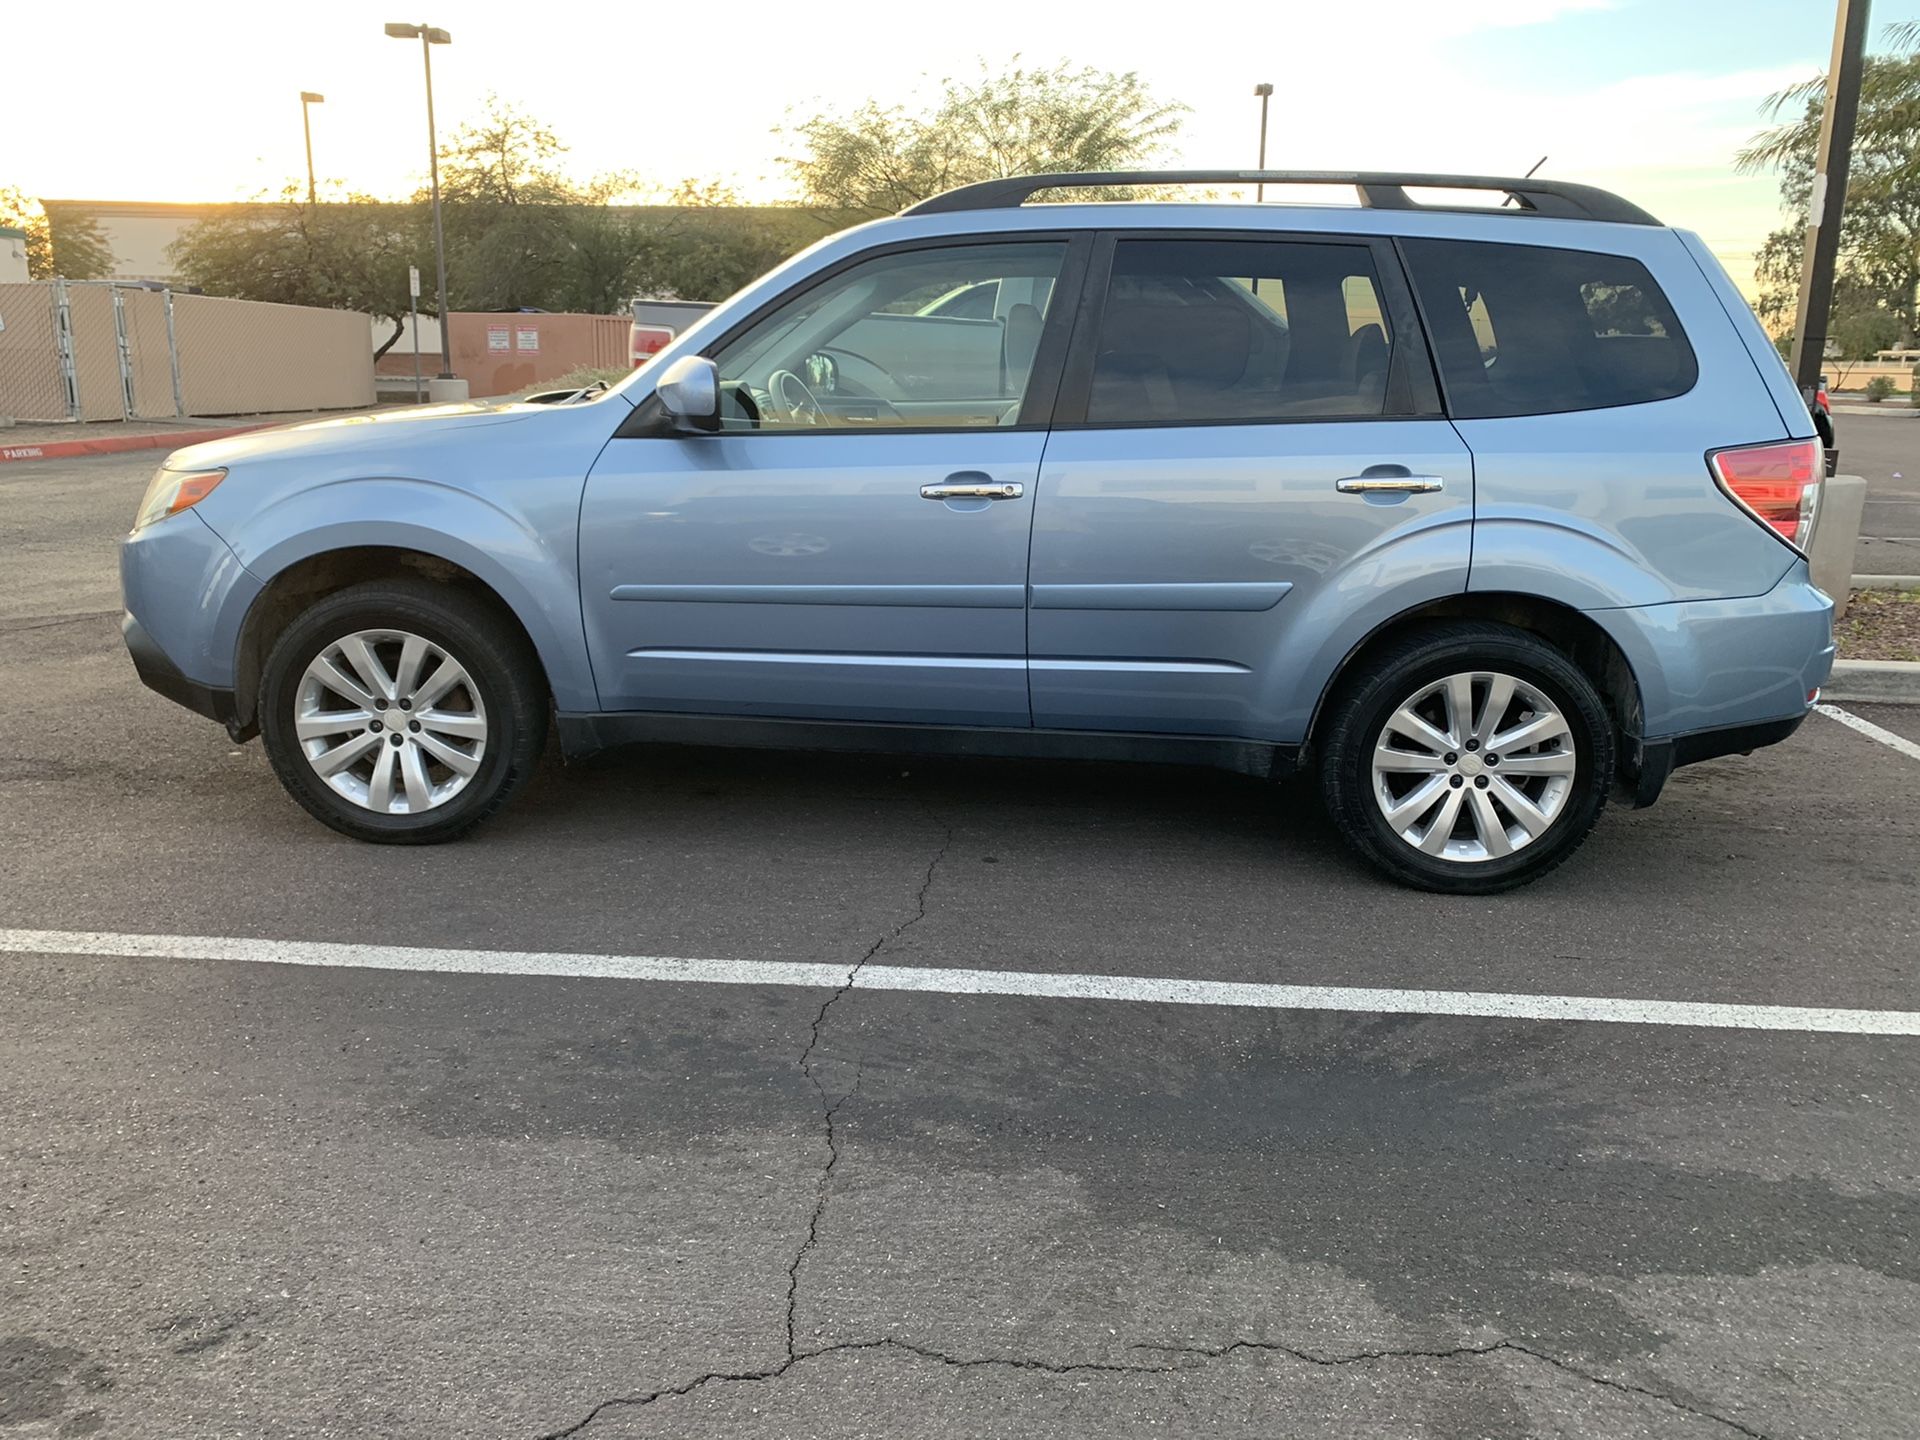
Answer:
[654,354,720,433]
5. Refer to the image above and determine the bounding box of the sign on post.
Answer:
[408,266,421,299]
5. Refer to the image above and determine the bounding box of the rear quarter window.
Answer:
[1401,239,1697,419]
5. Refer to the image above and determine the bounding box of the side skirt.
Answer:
[556,710,1300,780]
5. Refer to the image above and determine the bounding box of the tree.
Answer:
[782,63,1186,216]
[624,181,832,302]
[170,190,426,356]
[433,96,657,313]
[0,187,115,279]
[1738,21,1920,350]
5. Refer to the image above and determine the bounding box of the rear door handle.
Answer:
[1336,474,1444,494]
[921,480,1024,500]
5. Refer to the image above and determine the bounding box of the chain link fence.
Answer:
[1,281,374,423]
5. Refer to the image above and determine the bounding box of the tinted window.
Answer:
[710,242,1066,431]
[1085,239,1396,424]
[1401,239,1696,418]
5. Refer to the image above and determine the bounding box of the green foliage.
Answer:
[1866,374,1895,401]
[0,187,115,280]
[782,62,1186,216]
[1739,21,1920,348]
[169,189,426,354]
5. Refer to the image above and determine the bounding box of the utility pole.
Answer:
[1253,83,1274,201]
[300,92,325,206]
[1790,0,1872,398]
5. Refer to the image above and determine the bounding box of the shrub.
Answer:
[1865,375,1895,402]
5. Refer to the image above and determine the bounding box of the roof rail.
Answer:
[900,170,1660,226]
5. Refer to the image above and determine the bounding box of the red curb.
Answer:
[0,422,276,465]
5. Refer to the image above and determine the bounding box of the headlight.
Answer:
[133,467,226,531]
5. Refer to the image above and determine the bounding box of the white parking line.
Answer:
[1816,703,1920,763]
[2,928,1915,1036]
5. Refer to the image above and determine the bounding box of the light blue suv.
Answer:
[120,170,1833,892]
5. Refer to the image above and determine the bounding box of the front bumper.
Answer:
[122,611,241,732]
[119,507,262,737]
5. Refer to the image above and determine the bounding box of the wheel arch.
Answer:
[1304,591,1646,763]
[230,545,560,739]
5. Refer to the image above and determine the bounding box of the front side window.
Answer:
[709,242,1067,431]
[1400,239,1697,418]
[1085,239,1397,425]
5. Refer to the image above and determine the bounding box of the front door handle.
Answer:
[921,480,1024,501]
[1336,473,1444,494]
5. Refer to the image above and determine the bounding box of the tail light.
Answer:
[1708,438,1822,553]
[630,325,674,369]
[1815,387,1829,412]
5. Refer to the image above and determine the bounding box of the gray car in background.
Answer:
[119,169,1833,892]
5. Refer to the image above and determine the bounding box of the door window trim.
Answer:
[1049,228,1445,430]
[615,232,1093,440]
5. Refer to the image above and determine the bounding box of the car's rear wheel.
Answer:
[1319,623,1613,893]
[259,579,547,843]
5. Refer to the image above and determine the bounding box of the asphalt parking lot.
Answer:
[2,440,1918,1440]
[1838,406,1920,573]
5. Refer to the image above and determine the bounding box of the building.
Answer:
[0,226,29,282]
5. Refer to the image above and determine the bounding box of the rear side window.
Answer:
[1085,239,1398,424]
[1400,239,1696,418]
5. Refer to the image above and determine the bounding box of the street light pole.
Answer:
[1790,0,1872,399]
[386,22,454,380]
[1253,83,1274,201]
[300,92,325,207]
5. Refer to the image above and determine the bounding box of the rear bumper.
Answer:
[1620,710,1809,807]
[123,611,242,732]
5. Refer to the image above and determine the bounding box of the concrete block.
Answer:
[1823,659,1920,705]
[1809,474,1867,618]
[427,377,470,404]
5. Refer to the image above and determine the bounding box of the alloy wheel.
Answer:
[294,628,488,815]
[1370,670,1578,862]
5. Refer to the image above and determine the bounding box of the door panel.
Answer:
[1028,422,1473,737]
[579,432,1041,724]
[1026,231,1470,741]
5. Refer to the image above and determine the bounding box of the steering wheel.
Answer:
[767,368,825,426]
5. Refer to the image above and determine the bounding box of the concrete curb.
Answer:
[0,423,275,465]
[1854,574,1920,591]
[1825,660,1920,705]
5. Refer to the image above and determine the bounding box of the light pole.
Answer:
[300,92,324,206]
[1253,83,1273,201]
[385,21,454,381]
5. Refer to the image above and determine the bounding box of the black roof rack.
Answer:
[900,170,1660,226]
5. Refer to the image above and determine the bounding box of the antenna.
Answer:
[1502,157,1549,205]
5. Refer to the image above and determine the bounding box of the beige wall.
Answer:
[0,283,67,420]
[441,312,630,397]
[173,293,374,414]
[0,281,374,420]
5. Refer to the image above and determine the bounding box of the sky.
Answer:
[7,0,1919,288]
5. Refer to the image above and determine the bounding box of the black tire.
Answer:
[258,578,548,844]
[1318,622,1614,894]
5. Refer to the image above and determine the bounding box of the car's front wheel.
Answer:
[258,579,547,843]
[1319,623,1614,893]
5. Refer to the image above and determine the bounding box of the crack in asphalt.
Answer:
[785,812,954,1360]
[538,1331,1771,1438]
[535,1338,1173,1438]
[1137,1338,1771,1438]
[539,813,1768,1440]
[0,609,119,635]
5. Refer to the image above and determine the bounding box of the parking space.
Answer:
[1841,410,1920,574]
[3,452,1918,1438]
